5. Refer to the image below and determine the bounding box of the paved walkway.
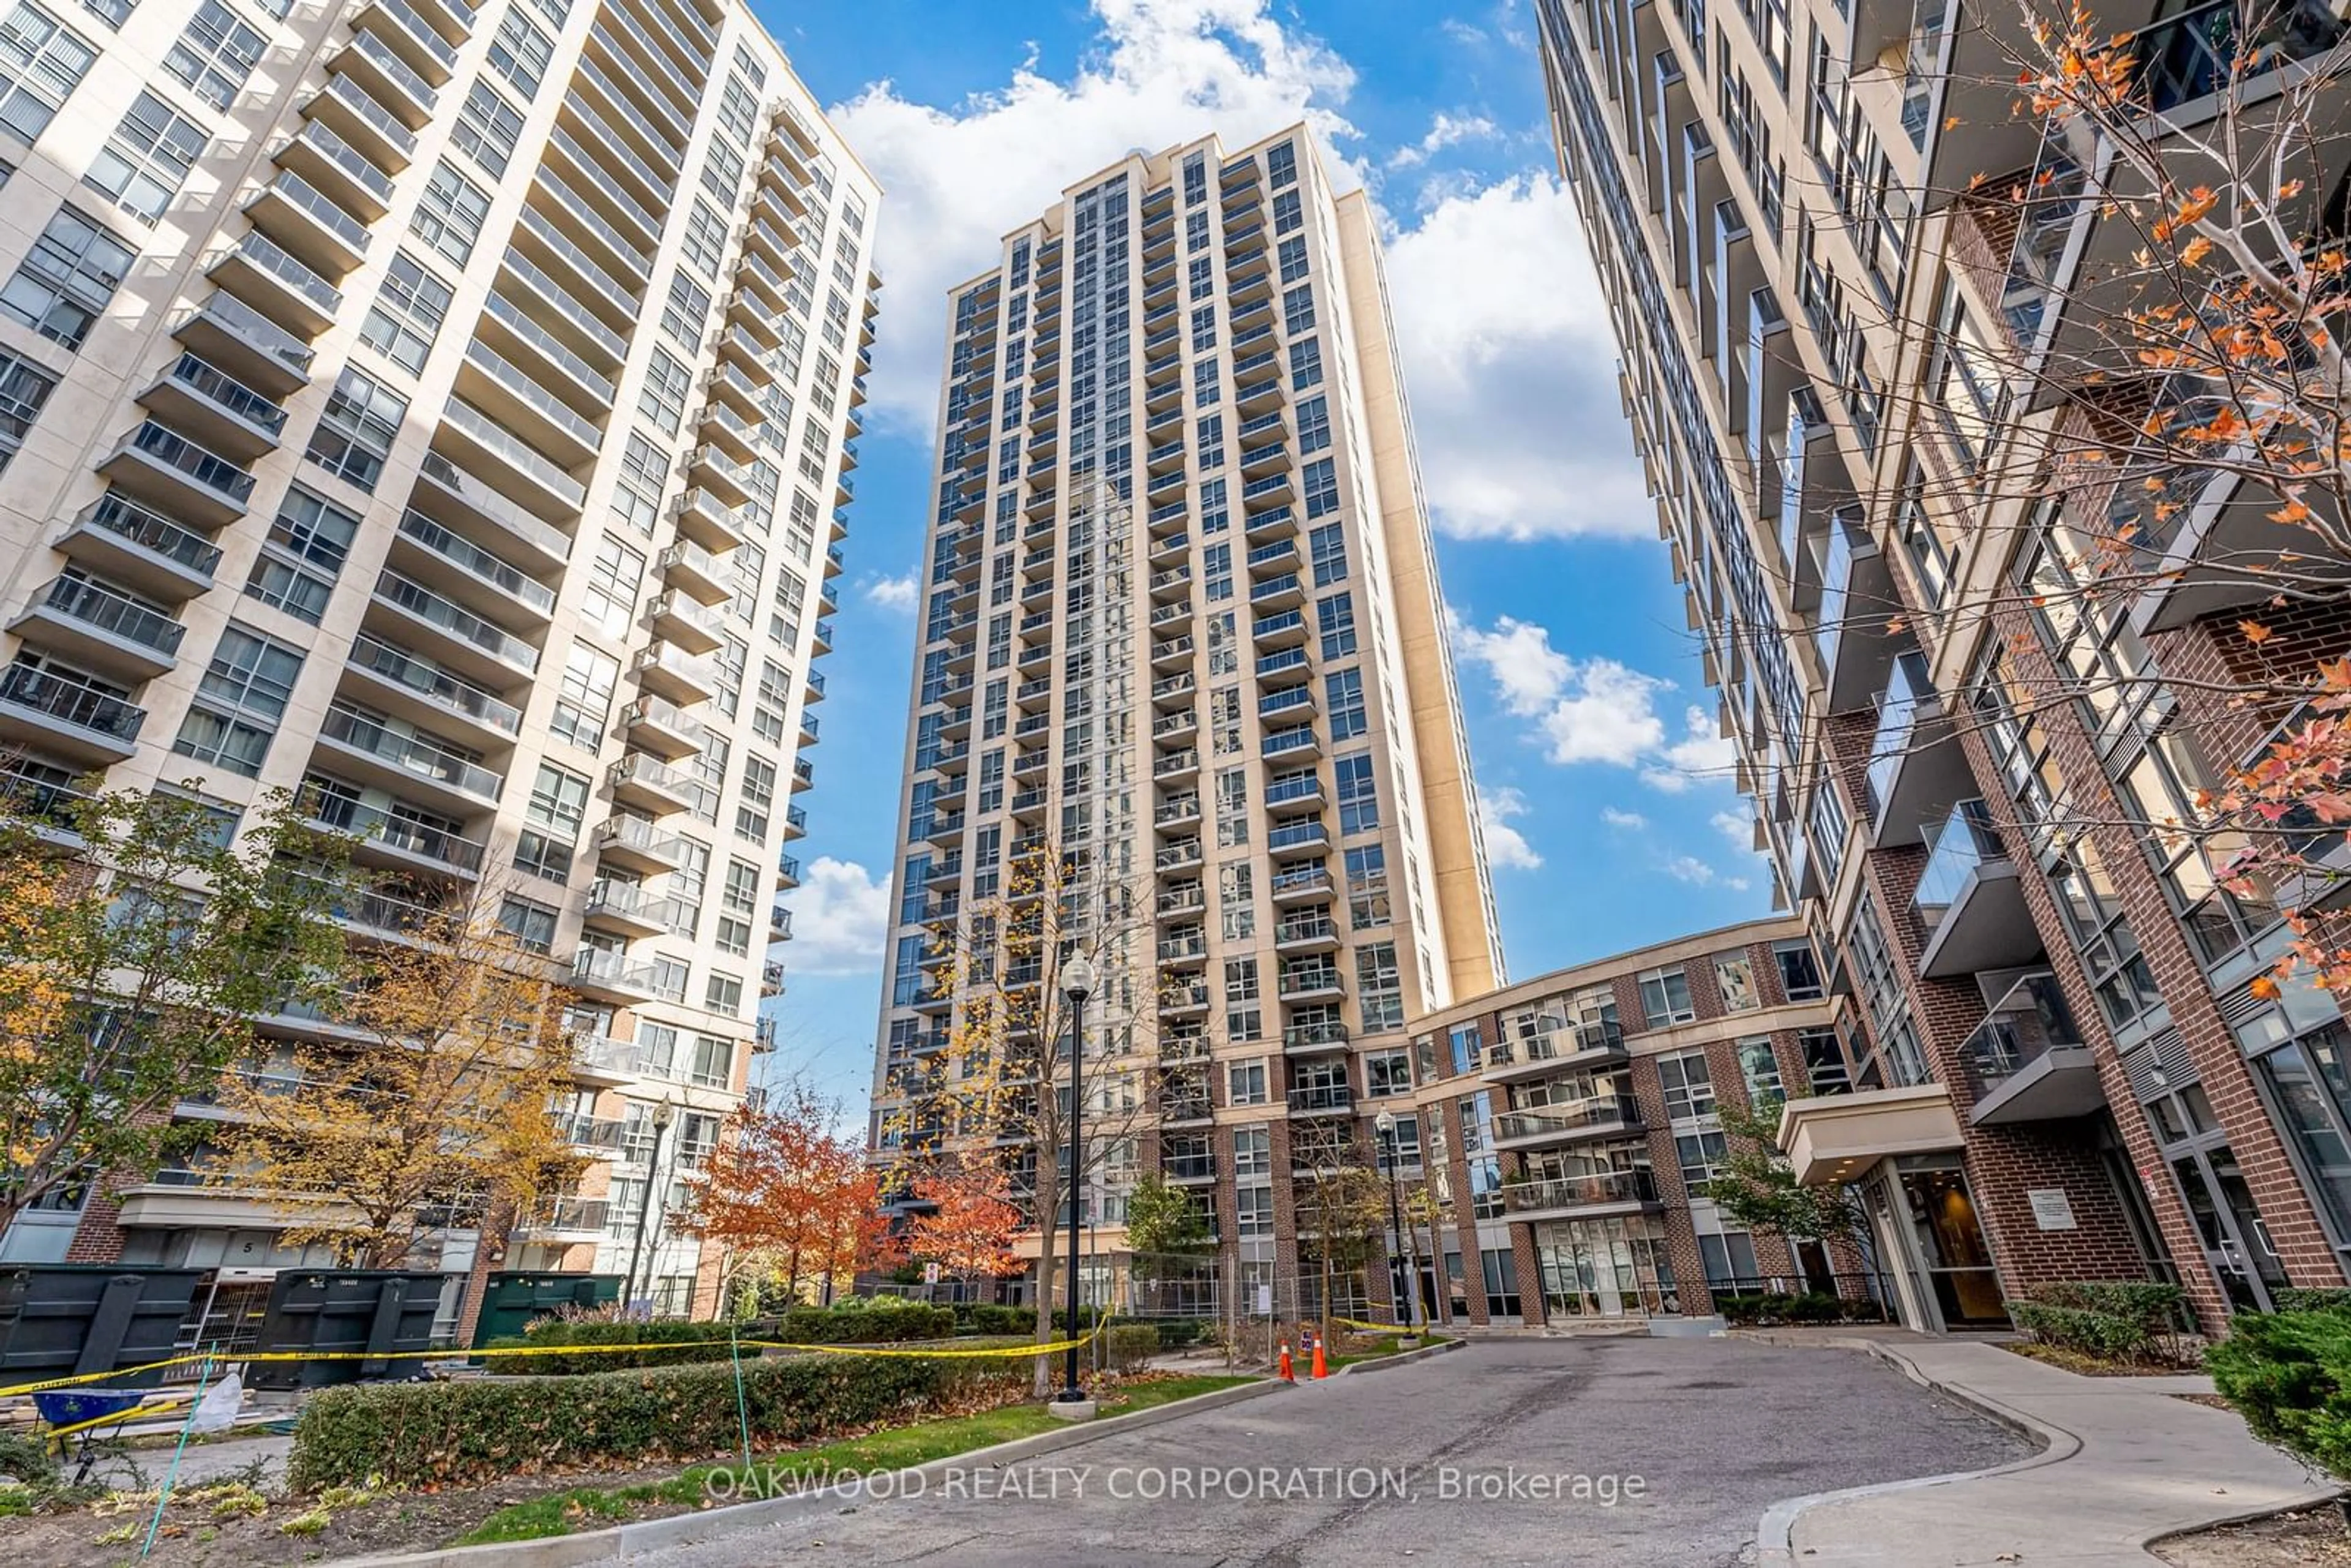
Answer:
[1762,1331,2337,1566]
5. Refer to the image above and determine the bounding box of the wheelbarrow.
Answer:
[32,1389,151,1485]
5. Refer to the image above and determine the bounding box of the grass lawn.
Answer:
[457,1374,1255,1545]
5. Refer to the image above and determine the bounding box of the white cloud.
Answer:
[781,858,893,975]
[1641,706,1741,793]
[863,572,918,610]
[1475,785,1542,870]
[1452,614,1667,767]
[1382,173,1651,540]
[1600,806,1648,831]
[1388,110,1501,168]
[828,1,1359,433]
[1711,809,1754,851]
[1439,17,1488,44]
[1662,855,1749,893]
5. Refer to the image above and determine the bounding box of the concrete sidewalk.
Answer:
[1760,1331,2338,1566]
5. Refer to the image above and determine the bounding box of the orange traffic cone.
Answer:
[1310,1332,1328,1379]
[1278,1342,1294,1382]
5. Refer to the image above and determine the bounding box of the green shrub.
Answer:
[488,1319,741,1376]
[2273,1288,2351,1315]
[2005,1280,2184,1364]
[1151,1318,1211,1348]
[778,1300,957,1343]
[2208,1306,2351,1479]
[290,1351,1032,1491]
[2029,1280,2184,1326]
[1103,1324,1160,1373]
[966,1304,1032,1336]
[1713,1289,1884,1326]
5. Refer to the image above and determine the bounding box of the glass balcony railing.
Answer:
[222,229,343,315]
[289,117,394,203]
[439,399,586,510]
[2132,0,2343,113]
[1961,972,2084,1087]
[513,201,642,312]
[1864,650,1934,823]
[571,56,684,170]
[1915,798,2004,933]
[1287,1083,1354,1114]
[1494,1097,1643,1142]
[397,510,555,614]
[346,29,437,112]
[345,632,522,735]
[35,576,184,655]
[373,569,540,671]
[1503,1170,1657,1214]
[413,451,572,563]
[482,288,617,401]
[0,662,144,741]
[72,495,222,578]
[162,352,288,436]
[320,703,504,799]
[318,72,417,158]
[531,167,654,278]
[119,419,255,506]
[463,339,602,449]
[264,170,370,253]
[303,789,486,871]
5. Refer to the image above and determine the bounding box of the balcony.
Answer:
[1962,972,2103,1125]
[1152,748,1200,782]
[609,751,701,816]
[512,201,642,327]
[672,486,752,552]
[1283,1019,1350,1054]
[315,703,503,812]
[1160,983,1210,1018]
[409,451,574,576]
[1286,1084,1354,1116]
[354,0,460,82]
[1272,913,1338,951]
[1156,795,1202,830]
[530,167,653,286]
[595,813,683,876]
[303,72,416,168]
[1501,1170,1660,1221]
[457,339,602,465]
[96,420,253,526]
[1156,886,1207,918]
[0,662,144,762]
[1494,1096,1644,1152]
[569,948,659,1005]
[276,118,395,221]
[1251,609,1308,648]
[1483,1019,1628,1082]
[1266,819,1329,858]
[302,790,487,879]
[369,570,540,683]
[140,353,287,460]
[1814,514,1899,715]
[565,1032,641,1089]
[391,510,556,629]
[205,230,342,338]
[1261,724,1319,761]
[1278,962,1344,1001]
[1864,651,1968,849]
[342,632,522,746]
[481,287,618,410]
[55,495,221,601]
[775,853,801,890]
[583,879,673,939]
[246,170,371,278]
[9,576,184,680]
[434,400,587,518]
[647,587,726,655]
[657,538,733,606]
[1270,866,1333,904]
[1913,800,2039,978]
[516,1196,610,1242]
[621,694,706,760]
[631,640,718,705]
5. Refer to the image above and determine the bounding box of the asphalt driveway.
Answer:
[625,1334,2032,1568]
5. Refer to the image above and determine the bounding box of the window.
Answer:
[661,272,712,351]
[173,623,301,776]
[1655,1049,1716,1120]
[1277,234,1309,284]
[0,204,132,348]
[1272,187,1303,234]
[717,858,757,956]
[306,367,405,493]
[0,348,56,473]
[1356,940,1402,1030]
[1774,938,1823,1002]
[451,79,523,176]
[1228,1060,1267,1106]
[411,160,490,265]
[1233,1125,1269,1175]
[1448,1021,1481,1075]
[1714,952,1760,1013]
[1302,457,1339,519]
[1638,966,1695,1027]
[736,754,775,842]
[1481,1247,1520,1318]
[1317,592,1355,660]
[84,90,205,221]
[487,6,551,94]
[1676,1129,1727,1190]
[689,1033,735,1089]
[1698,1228,1761,1288]
[1267,138,1297,187]
[516,762,587,880]
[718,73,756,142]
[1365,1049,1411,1098]
[1313,670,1362,742]
[700,139,744,204]
[1281,284,1316,336]
[1335,752,1379,835]
[549,642,617,749]
[639,347,690,434]
[681,200,727,279]
[358,251,452,375]
[1236,1182,1273,1238]
[161,0,261,110]
[1738,1038,1783,1105]
[1289,337,1322,391]
[0,3,97,144]
[706,971,743,1014]
[1346,842,1388,928]
[499,895,558,953]
[1799,1027,1850,1095]
[244,486,357,624]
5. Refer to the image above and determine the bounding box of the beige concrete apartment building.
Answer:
[868,127,1506,1317]
[0,0,877,1318]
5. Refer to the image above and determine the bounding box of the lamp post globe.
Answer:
[1056,955,1095,1403]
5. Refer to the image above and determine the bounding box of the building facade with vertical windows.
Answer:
[0,0,877,1318]
[1534,0,2351,1329]
[868,127,1507,1320]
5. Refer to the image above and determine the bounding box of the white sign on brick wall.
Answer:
[2028,1188,2077,1231]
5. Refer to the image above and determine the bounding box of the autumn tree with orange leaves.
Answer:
[905,1165,1026,1289]
[678,1086,889,1308]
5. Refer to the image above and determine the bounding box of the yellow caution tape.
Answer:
[1332,1316,1420,1334]
[2,1319,1115,1401]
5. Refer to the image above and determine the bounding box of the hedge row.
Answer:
[2004,1280,2184,1364]
[1103,1324,1160,1373]
[489,1319,741,1376]
[2208,1296,2351,1480]
[779,1302,957,1343]
[1715,1291,1888,1327]
[290,1352,1030,1491]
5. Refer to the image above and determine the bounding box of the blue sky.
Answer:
[748,0,1772,1117]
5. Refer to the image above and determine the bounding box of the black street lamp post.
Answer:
[624,1098,677,1313]
[1374,1108,1415,1331]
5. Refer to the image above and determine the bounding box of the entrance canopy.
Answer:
[1777,1085,1965,1187]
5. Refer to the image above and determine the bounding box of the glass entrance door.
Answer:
[2172,1146,2286,1311]
[1899,1165,2007,1327]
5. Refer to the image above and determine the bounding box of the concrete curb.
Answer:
[1335,1337,1462,1376]
[336,1377,1281,1568]
[1750,1334,2077,1567]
